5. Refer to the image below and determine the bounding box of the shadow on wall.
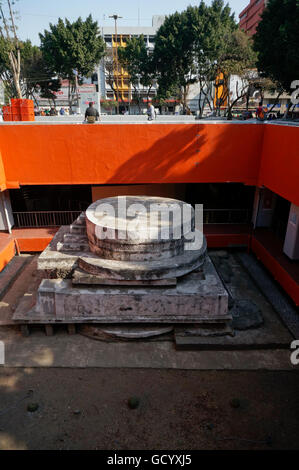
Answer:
[105,124,262,186]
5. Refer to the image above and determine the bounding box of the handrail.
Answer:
[12,208,251,228]
[13,211,82,228]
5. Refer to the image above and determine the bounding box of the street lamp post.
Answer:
[109,14,123,115]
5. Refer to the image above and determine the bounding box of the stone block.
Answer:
[34,257,229,324]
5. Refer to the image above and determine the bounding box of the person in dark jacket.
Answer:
[85,102,100,123]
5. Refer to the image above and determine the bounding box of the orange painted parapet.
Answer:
[0,238,15,272]
[12,228,59,253]
[259,125,299,207]
[0,124,263,187]
[0,151,7,191]
[251,237,299,306]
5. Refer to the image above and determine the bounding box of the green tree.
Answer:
[254,0,299,94]
[20,40,61,103]
[217,29,257,117]
[40,15,105,111]
[154,6,198,112]
[194,0,238,116]
[118,35,156,112]
[0,38,60,102]
[153,1,255,116]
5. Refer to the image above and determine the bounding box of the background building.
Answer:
[239,0,268,36]
[99,15,164,114]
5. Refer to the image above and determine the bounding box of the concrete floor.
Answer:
[0,326,295,370]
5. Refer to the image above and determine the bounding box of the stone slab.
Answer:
[174,333,293,351]
[72,268,177,286]
[175,323,234,338]
[91,325,174,339]
[86,196,195,245]
[15,257,229,324]
[78,235,207,280]
[38,226,207,281]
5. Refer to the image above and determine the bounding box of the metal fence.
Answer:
[13,208,251,228]
[203,209,251,225]
[13,211,82,228]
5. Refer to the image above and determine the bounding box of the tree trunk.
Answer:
[269,91,283,113]
[182,85,189,114]
[282,100,291,120]
[246,89,250,111]
[8,52,22,98]
[68,80,74,114]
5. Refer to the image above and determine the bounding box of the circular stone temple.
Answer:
[83,196,207,280]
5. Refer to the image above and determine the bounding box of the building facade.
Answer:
[239,0,268,36]
[99,16,164,113]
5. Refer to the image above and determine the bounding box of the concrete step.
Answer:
[70,225,86,235]
[63,234,88,244]
[57,242,90,253]
[0,255,32,301]
[74,213,86,226]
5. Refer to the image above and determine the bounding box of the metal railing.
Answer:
[13,208,251,228]
[203,209,251,225]
[13,211,82,228]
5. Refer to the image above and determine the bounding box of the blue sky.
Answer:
[14,0,249,45]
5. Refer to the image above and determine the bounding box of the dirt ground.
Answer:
[0,368,299,450]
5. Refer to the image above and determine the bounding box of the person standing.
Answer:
[147,102,156,121]
[256,102,266,121]
[85,102,100,123]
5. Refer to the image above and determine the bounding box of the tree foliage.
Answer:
[254,0,299,93]
[153,0,257,114]
[0,38,60,101]
[118,35,156,103]
[20,40,61,102]
[40,15,105,109]
[153,6,198,110]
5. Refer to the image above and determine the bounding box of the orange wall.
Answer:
[0,151,7,191]
[0,238,15,272]
[92,184,187,201]
[0,122,298,206]
[0,124,263,187]
[259,125,299,207]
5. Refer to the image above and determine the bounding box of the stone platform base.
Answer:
[81,325,174,340]
[13,257,229,325]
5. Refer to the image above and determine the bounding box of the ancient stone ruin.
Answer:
[14,196,231,331]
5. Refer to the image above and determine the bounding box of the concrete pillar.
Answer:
[0,190,14,233]
[252,187,276,229]
[283,204,299,260]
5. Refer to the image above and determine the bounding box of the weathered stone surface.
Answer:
[70,224,86,235]
[33,198,232,329]
[72,269,177,286]
[231,299,264,330]
[30,257,229,324]
[175,323,234,338]
[86,196,197,261]
[96,325,174,339]
[39,225,207,281]
[78,232,207,280]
